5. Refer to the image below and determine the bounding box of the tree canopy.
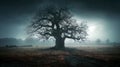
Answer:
[28,6,88,49]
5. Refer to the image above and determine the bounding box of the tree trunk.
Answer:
[55,37,65,49]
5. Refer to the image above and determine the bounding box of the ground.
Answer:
[0,45,120,67]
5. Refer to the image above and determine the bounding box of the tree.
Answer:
[106,39,110,44]
[28,6,88,49]
[96,39,101,44]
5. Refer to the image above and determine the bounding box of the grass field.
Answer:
[0,45,120,67]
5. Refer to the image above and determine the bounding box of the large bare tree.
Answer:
[28,6,88,49]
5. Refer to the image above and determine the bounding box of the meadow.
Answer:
[0,45,120,67]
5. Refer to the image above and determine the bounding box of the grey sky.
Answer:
[0,0,120,42]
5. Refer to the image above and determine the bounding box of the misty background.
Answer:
[0,0,120,46]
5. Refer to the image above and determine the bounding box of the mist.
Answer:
[0,0,120,45]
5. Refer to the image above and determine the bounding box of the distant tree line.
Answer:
[95,38,120,45]
[0,38,46,47]
[0,38,23,46]
[0,38,119,47]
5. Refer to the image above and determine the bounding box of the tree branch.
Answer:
[64,35,80,40]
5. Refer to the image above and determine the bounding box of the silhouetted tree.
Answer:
[106,39,110,44]
[96,39,101,44]
[28,6,88,49]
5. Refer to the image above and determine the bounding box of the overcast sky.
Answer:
[0,0,120,42]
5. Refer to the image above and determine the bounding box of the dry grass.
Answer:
[0,45,120,67]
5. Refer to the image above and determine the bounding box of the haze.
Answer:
[0,0,120,44]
